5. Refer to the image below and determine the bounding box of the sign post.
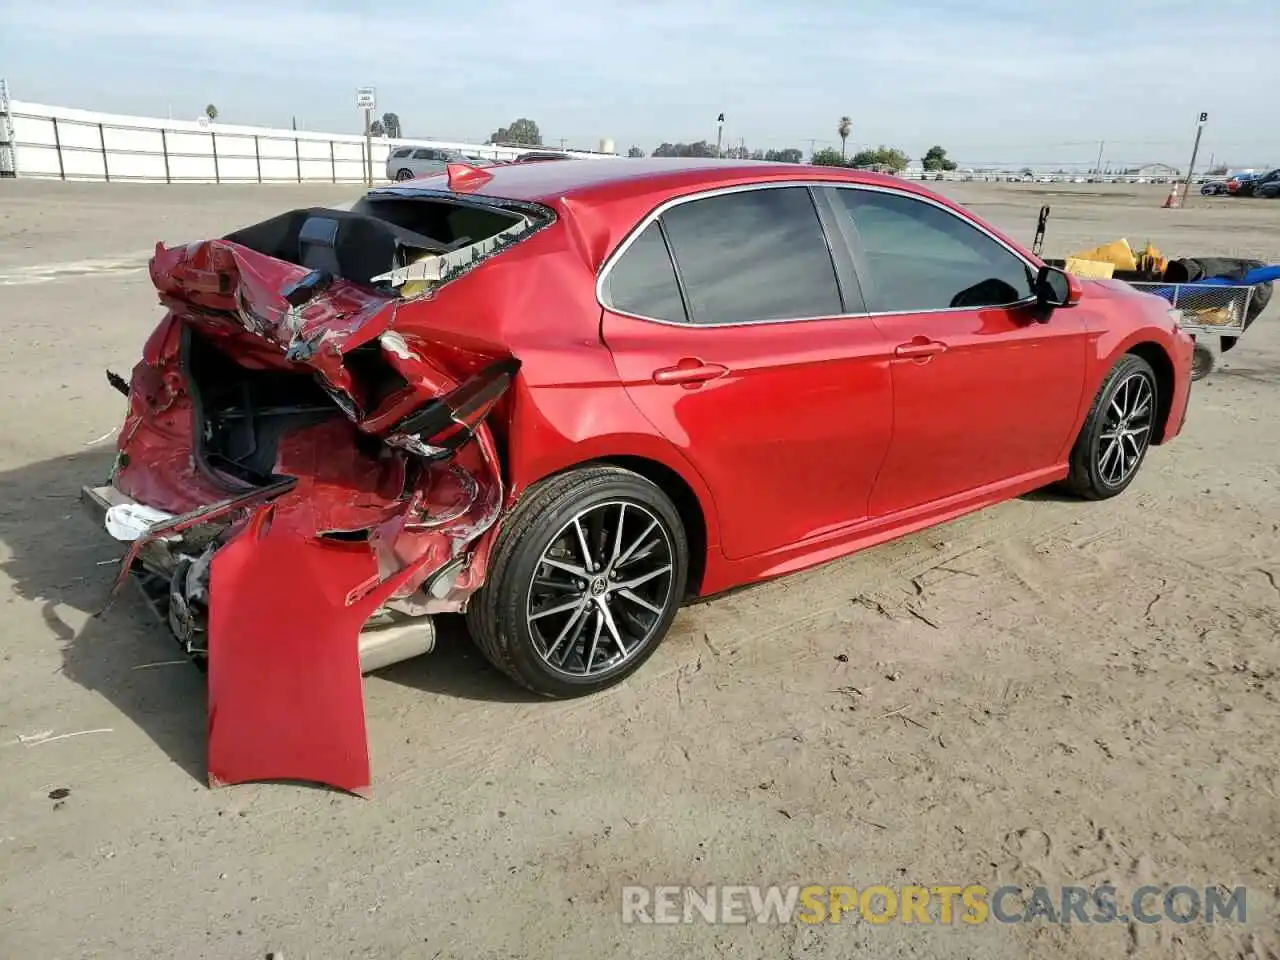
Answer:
[1180,111,1207,208]
[1,77,18,177]
[356,86,377,186]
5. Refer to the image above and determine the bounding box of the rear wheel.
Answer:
[1191,338,1219,380]
[466,466,688,697]
[1063,354,1158,500]
[395,168,414,181]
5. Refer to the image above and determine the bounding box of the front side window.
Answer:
[832,189,1034,312]
[658,187,843,324]
[603,221,687,323]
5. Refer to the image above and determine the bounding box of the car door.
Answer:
[599,184,894,562]
[411,148,445,177]
[820,185,1088,518]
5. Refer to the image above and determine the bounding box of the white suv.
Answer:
[386,146,470,181]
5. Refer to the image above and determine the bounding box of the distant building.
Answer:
[1128,162,1181,177]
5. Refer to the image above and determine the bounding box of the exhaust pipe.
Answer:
[358,618,436,674]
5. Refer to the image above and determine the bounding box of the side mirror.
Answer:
[1034,265,1082,311]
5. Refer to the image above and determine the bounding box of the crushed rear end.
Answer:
[84,183,553,792]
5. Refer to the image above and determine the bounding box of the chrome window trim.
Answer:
[595,179,1040,327]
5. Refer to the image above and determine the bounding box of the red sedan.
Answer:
[85,158,1194,791]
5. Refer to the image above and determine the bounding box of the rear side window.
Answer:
[659,187,843,324]
[604,222,688,323]
[832,189,1034,312]
[392,147,412,158]
[412,149,435,160]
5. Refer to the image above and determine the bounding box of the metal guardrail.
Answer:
[1,90,617,184]
[7,110,371,184]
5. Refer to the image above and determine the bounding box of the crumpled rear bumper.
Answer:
[82,481,459,795]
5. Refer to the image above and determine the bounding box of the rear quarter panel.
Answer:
[420,217,724,548]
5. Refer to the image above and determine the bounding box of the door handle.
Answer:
[652,359,729,385]
[894,340,947,359]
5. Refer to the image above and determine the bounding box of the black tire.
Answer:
[1063,354,1158,500]
[465,466,688,697]
[1191,339,1219,380]
[395,168,414,181]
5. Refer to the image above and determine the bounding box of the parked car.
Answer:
[83,158,1194,790]
[384,146,482,181]
[511,150,572,163]
[1226,172,1261,196]
[1248,168,1280,197]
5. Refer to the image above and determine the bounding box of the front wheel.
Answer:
[1062,354,1158,500]
[466,466,688,697]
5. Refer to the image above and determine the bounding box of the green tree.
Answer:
[922,145,958,172]
[837,116,852,159]
[381,112,401,139]
[204,103,218,121]
[765,148,803,163]
[489,118,542,146]
[851,145,910,172]
[369,119,386,137]
[812,148,848,167]
[627,145,645,158]
[651,141,716,158]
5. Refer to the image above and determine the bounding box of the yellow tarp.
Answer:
[1068,238,1137,272]
[1064,257,1115,279]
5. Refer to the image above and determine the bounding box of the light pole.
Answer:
[716,113,724,158]
[1180,111,1207,208]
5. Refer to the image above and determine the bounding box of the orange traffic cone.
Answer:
[1162,184,1179,208]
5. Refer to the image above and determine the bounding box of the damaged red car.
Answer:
[84,158,1194,792]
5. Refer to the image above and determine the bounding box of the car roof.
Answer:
[367,157,1012,273]
[378,156,903,205]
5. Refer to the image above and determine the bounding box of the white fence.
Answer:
[0,98,614,184]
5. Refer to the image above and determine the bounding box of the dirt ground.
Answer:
[1,179,1277,959]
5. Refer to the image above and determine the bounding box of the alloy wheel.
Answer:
[1097,372,1154,487]
[526,501,675,678]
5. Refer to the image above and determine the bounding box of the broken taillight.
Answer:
[384,357,520,459]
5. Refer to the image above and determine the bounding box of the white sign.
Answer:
[356,86,376,110]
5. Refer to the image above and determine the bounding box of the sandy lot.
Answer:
[0,179,1277,959]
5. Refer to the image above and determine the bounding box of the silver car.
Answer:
[385,146,475,181]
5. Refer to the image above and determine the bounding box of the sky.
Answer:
[2,0,1277,168]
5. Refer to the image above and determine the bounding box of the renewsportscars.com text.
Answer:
[621,884,1248,926]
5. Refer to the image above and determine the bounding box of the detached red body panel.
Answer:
[207,506,376,792]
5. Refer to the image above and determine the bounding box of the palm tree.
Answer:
[838,116,852,160]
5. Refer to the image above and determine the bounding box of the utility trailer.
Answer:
[1031,205,1275,379]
